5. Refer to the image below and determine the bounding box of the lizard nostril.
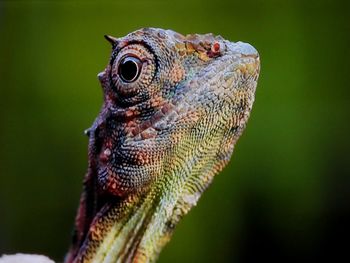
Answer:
[212,42,220,53]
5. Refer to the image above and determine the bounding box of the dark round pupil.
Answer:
[118,57,141,82]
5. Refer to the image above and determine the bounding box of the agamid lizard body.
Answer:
[65,28,260,263]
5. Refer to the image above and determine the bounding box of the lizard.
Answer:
[64,27,260,263]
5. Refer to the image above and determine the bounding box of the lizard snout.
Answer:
[231,41,259,57]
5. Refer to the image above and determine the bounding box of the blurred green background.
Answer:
[0,0,349,262]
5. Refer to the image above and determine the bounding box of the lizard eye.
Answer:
[118,56,142,83]
[109,44,156,104]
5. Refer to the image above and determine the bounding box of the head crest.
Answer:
[104,35,118,47]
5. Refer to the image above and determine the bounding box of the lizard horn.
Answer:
[104,35,118,46]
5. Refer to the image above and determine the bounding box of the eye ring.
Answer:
[118,56,142,83]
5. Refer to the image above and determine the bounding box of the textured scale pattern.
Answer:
[65,28,260,263]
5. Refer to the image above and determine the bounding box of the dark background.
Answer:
[0,0,349,262]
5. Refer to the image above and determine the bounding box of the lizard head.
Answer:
[67,28,260,263]
[89,28,260,199]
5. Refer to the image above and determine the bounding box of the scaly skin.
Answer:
[65,28,260,263]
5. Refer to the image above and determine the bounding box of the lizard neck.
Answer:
[74,122,234,263]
